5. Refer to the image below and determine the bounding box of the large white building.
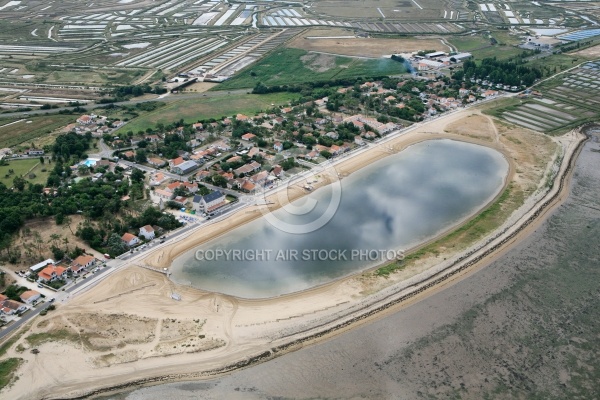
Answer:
[193,191,226,213]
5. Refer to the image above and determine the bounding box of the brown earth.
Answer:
[4,215,103,273]
[288,34,452,58]
[570,44,600,58]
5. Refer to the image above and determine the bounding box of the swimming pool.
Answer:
[82,158,99,167]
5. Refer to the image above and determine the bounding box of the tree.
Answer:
[320,150,332,159]
[77,165,89,176]
[13,176,26,191]
[39,156,44,164]
[49,233,61,248]
[63,215,74,235]
[131,168,145,183]
[51,246,65,260]
[107,233,128,256]
[211,175,228,188]
[135,149,147,164]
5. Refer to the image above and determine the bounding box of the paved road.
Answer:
[0,302,52,340]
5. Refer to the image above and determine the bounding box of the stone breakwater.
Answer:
[55,130,587,400]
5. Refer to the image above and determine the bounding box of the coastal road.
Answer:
[0,302,52,340]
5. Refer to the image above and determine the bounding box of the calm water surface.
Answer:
[169,139,508,298]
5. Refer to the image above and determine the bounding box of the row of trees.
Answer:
[455,58,543,87]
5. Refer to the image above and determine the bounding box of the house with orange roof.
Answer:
[154,188,174,200]
[121,232,140,247]
[150,172,167,186]
[271,165,284,179]
[233,161,261,177]
[249,170,269,186]
[1,299,28,315]
[241,180,256,193]
[71,254,96,274]
[241,133,256,141]
[77,115,93,125]
[145,134,161,142]
[169,156,185,168]
[482,89,499,98]
[148,158,167,168]
[20,290,41,305]
[247,147,262,158]
[37,265,67,283]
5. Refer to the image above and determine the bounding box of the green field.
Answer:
[0,158,50,187]
[449,35,492,52]
[449,33,525,61]
[117,92,299,133]
[0,114,77,149]
[218,48,407,90]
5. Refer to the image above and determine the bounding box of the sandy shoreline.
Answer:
[0,107,586,400]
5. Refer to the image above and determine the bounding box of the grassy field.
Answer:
[25,329,80,347]
[0,358,21,391]
[0,114,76,149]
[449,34,525,61]
[218,48,406,90]
[0,158,50,187]
[527,53,589,74]
[449,35,492,52]
[470,44,526,61]
[118,92,299,133]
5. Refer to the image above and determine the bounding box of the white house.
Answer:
[121,233,140,247]
[20,290,41,305]
[139,225,155,240]
[0,297,28,315]
[71,254,96,274]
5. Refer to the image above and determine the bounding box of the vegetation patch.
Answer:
[0,159,50,188]
[0,358,22,391]
[118,92,299,134]
[0,114,77,148]
[25,329,80,347]
[218,48,406,90]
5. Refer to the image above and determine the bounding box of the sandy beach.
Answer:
[0,105,586,400]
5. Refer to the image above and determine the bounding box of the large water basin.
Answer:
[170,139,509,298]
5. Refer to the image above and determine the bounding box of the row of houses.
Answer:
[68,114,125,138]
[0,293,29,316]
[121,224,158,247]
[31,255,98,284]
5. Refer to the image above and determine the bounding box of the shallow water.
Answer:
[169,139,508,298]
